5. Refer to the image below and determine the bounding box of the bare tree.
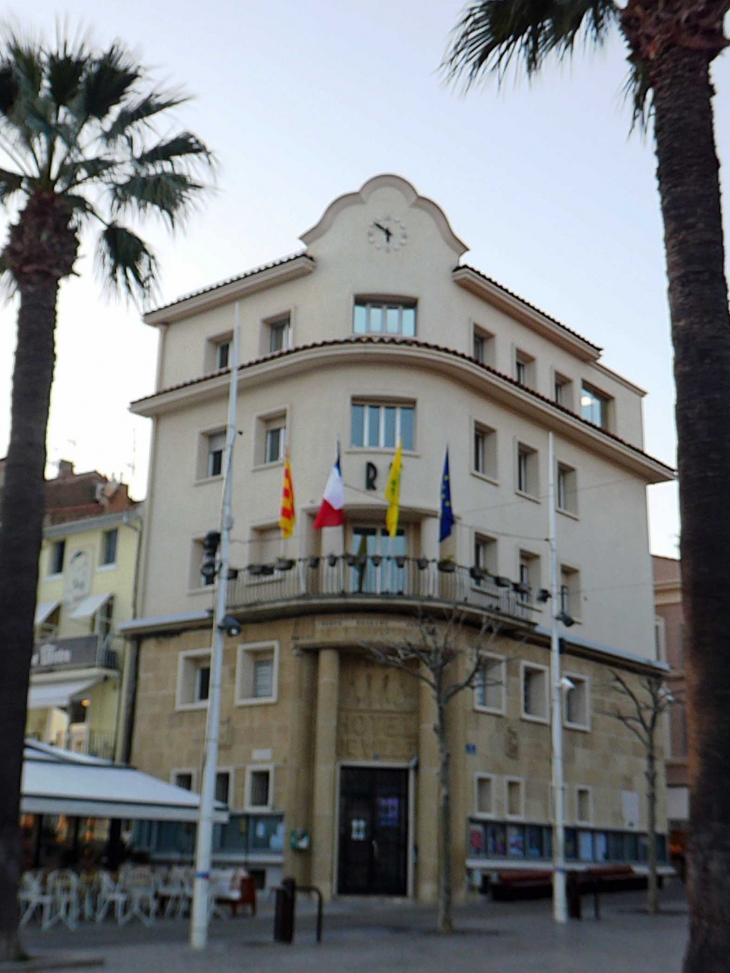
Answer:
[604,671,679,914]
[362,607,505,933]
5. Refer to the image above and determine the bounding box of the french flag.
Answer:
[313,450,345,529]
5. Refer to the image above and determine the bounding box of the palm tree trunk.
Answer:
[0,277,59,961]
[651,47,730,973]
[436,699,453,934]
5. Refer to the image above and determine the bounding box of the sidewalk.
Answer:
[20,884,689,973]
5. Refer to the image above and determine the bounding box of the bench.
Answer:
[491,870,553,901]
[491,865,648,903]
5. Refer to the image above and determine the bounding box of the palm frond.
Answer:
[623,59,653,133]
[443,0,618,87]
[111,170,204,227]
[97,222,158,299]
[56,154,120,189]
[0,64,18,115]
[0,165,24,201]
[81,43,140,121]
[47,42,87,107]
[6,35,43,99]
[102,91,188,144]
[64,192,101,222]
[133,132,212,169]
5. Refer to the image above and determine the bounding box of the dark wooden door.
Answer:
[338,766,408,895]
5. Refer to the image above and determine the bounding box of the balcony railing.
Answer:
[31,633,119,673]
[227,556,534,622]
[52,725,117,761]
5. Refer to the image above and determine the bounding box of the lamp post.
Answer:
[548,430,568,924]
[190,307,240,950]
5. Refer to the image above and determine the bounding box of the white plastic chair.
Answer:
[121,866,156,926]
[95,871,129,924]
[46,870,80,930]
[208,868,242,920]
[18,872,53,930]
[156,867,186,919]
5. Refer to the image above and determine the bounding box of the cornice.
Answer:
[130,339,673,485]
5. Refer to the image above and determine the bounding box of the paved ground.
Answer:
[18,882,689,972]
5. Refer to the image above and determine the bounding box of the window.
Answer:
[177,649,212,709]
[217,341,230,369]
[580,384,611,429]
[95,596,114,642]
[191,538,215,588]
[522,662,549,722]
[251,526,280,567]
[254,409,288,467]
[215,771,232,806]
[474,534,497,579]
[349,526,407,593]
[475,654,505,713]
[576,786,592,825]
[236,641,279,705]
[472,325,494,365]
[246,767,273,810]
[473,422,497,480]
[101,528,118,566]
[268,316,291,353]
[506,778,524,819]
[265,424,286,464]
[49,540,66,575]
[353,300,416,336]
[518,551,540,603]
[206,431,225,478]
[350,402,415,451]
[564,673,590,729]
[173,771,195,791]
[516,443,539,497]
[554,373,572,409]
[560,565,581,619]
[475,775,495,816]
[515,350,535,387]
[557,463,577,515]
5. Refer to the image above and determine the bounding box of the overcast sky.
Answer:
[1,0,728,557]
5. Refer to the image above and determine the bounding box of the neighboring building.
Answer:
[124,175,674,898]
[652,555,688,862]
[27,461,143,762]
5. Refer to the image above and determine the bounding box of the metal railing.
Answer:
[227,556,534,621]
[31,632,119,672]
[54,726,117,760]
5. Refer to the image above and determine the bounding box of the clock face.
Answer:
[367,215,407,252]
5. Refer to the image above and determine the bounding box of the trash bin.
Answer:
[274,877,296,943]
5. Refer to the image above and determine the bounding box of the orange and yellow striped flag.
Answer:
[279,449,296,539]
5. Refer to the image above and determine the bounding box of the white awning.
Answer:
[27,676,102,711]
[34,601,60,626]
[21,741,228,823]
[70,592,112,620]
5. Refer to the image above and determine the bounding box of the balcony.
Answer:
[227,556,535,624]
[51,725,117,761]
[31,634,119,673]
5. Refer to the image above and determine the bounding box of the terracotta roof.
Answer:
[131,336,674,474]
[145,252,314,317]
[455,264,602,353]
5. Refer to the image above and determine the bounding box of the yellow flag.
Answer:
[385,440,403,538]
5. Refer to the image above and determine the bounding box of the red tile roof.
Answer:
[131,336,674,473]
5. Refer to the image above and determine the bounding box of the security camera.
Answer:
[218,615,242,638]
[556,610,575,628]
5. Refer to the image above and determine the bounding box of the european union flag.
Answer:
[440,448,454,542]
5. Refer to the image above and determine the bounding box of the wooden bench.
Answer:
[491,865,648,903]
[491,870,553,901]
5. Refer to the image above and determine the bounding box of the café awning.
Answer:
[27,676,103,711]
[70,592,112,620]
[34,601,60,626]
[22,741,228,823]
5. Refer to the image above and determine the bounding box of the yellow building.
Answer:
[27,466,143,762]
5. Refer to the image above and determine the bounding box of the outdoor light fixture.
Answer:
[494,576,511,588]
[218,615,242,638]
[555,610,575,628]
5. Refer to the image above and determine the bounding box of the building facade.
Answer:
[125,175,673,897]
[27,462,143,761]
[652,555,688,863]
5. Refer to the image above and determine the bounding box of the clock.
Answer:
[367,215,408,252]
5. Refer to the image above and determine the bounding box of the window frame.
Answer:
[245,764,275,812]
[474,652,507,715]
[215,767,235,808]
[206,331,233,372]
[580,383,612,430]
[353,298,417,337]
[99,528,118,569]
[473,533,498,582]
[253,406,289,469]
[505,776,526,821]
[556,462,578,517]
[516,442,539,500]
[514,348,535,388]
[189,536,216,591]
[518,550,540,604]
[471,323,495,366]
[553,371,573,410]
[520,660,550,724]
[474,773,497,819]
[350,399,416,452]
[471,419,497,483]
[236,641,280,706]
[171,768,198,792]
[563,671,591,731]
[576,785,593,825]
[267,314,292,354]
[48,539,66,577]
[560,564,582,621]
[176,648,213,711]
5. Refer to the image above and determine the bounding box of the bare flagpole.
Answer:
[190,306,241,950]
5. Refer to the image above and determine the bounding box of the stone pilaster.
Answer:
[311,648,340,899]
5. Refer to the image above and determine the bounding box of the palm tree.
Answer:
[0,31,213,959]
[444,4,729,969]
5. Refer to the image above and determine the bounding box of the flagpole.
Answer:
[190,305,240,950]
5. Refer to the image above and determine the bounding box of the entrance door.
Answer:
[338,767,408,895]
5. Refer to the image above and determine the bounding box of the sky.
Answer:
[1,0,728,556]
